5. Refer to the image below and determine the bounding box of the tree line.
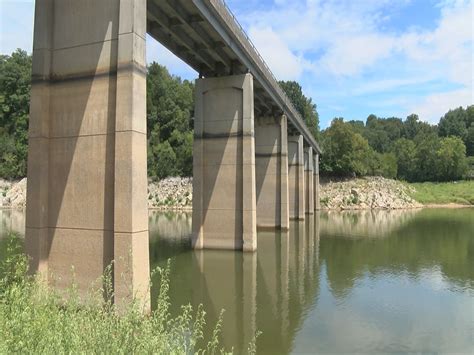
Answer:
[0,49,472,182]
[321,109,473,181]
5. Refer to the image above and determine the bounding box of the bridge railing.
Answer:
[211,0,322,153]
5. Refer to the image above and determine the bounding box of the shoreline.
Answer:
[2,177,473,212]
[2,204,472,212]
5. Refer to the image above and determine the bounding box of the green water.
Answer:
[1,208,473,353]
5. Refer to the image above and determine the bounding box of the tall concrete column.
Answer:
[192,74,257,251]
[26,0,149,310]
[288,135,305,220]
[254,115,289,230]
[313,153,321,210]
[304,147,314,214]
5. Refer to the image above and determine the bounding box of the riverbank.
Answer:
[1,177,472,211]
[0,235,229,354]
[406,180,474,206]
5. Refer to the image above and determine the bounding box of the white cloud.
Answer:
[248,27,305,80]
[239,0,473,123]
[408,87,473,123]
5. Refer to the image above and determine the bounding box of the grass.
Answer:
[406,180,474,205]
[0,234,258,354]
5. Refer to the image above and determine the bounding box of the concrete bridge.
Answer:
[25,0,322,309]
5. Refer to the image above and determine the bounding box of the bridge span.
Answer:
[26,0,322,310]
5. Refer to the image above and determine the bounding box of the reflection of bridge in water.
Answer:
[149,213,322,354]
[148,208,474,352]
[0,209,25,238]
[2,208,473,352]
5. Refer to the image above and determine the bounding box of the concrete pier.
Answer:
[25,0,324,310]
[255,115,290,230]
[314,154,321,210]
[192,74,257,251]
[288,135,305,220]
[304,147,314,214]
[25,0,150,310]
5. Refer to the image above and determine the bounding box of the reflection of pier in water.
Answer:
[150,214,322,354]
[0,209,25,238]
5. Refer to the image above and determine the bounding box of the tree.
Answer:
[147,62,194,179]
[320,119,371,176]
[0,49,31,179]
[279,81,319,139]
[438,107,468,141]
[368,152,398,178]
[466,125,474,157]
[403,114,437,140]
[413,133,440,181]
[435,136,468,181]
[391,139,417,181]
[149,141,177,180]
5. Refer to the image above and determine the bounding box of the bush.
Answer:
[0,234,256,354]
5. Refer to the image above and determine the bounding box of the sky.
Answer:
[1,0,472,128]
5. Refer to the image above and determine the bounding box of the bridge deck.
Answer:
[146,0,321,153]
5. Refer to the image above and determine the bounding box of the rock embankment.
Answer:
[320,176,422,210]
[0,176,422,211]
[148,177,192,210]
[0,178,27,209]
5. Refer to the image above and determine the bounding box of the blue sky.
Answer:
[1,0,472,128]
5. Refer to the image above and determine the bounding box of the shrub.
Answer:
[0,234,258,354]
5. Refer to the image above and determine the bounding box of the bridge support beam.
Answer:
[304,147,314,214]
[254,115,290,230]
[25,0,150,310]
[192,74,257,251]
[288,135,305,220]
[314,153,321,210]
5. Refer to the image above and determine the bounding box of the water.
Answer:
[1,208,473,353]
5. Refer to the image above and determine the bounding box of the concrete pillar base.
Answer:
[255,115,290,230]
[288,135,305,220]
[26,0,150,311]
[314,153,321,211]
[304,147,314,214]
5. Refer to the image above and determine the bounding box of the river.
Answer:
[1,208,473,353]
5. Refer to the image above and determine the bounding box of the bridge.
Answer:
[26,0,322,310]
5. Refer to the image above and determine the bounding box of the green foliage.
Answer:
[279,80,320,139]
[320,119,371,176]
[1,48,471,183]
[435,136,468,181]
[403,114,437,140]
[0,234,235,354]
[392,138,417,181]
[147,62,194,180]
[413,133,440,181]
[0,50,31,179]
[368,152,398,178]
[466,156,474,180]
[438,106,474,156]
[149,141,177,180]
[465,125,474,156]
[322,108,471,182]
[439,107,468,140]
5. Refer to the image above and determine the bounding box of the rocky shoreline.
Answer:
[0,176,439,211]
[320,176,422,210]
